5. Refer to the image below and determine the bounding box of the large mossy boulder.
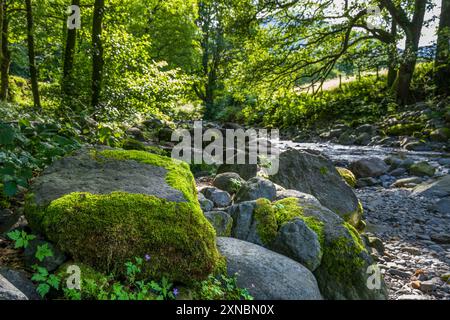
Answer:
[269,149,362,227]
[25,148,221,283]
[229,196,387,300]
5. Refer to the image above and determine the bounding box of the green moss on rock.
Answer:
[386,123,423,136]
[253,199,278,245]
[122,138,147,151]
[25,149,221,284]
[269,197,377,299]
[319,223,366,286]
[122,139,170,157]
[273,198,325,244]
[336,167,357,188]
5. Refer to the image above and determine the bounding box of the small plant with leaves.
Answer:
[7,230,36,249]
[35,243,54,262]
[31,265,60,298]
[197,274,253,300]
[149,276,176,300]
[229,178,243,193]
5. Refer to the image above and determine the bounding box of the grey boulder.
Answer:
[198,193,214,212]
[235,177,277,203]
[270,218,322,271]
[0,268,39,300]
[228,201,263,246]
[413,175,450,198]
[0,274,27,300]
[269,149,361,226]
[201,187,232,208]
[213,173,245,194]
[216,237,323,300]
[204,211,233,237]
[350,158,389,178]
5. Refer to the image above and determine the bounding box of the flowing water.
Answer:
[276,140,450,175]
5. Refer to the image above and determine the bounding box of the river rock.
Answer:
[413,175,450,198]
[275,189,322,206]
[204,211,233,237]
[216,161,258,181]
[24,148,220,283]
[271,218,322,271]
[0,274,28,300]
[126,127,145,141]
[281,198,387,300]
[350,158,389,178]
[356,177,380,188]
[431,197,450,214]
[0,267,40,300]
[24,239,67,272]
[228,201,263,245]
[213,173,245,194]
[201,187,232,207]
[269,149,362,226]
[216,237,323,300]
[409,162,436,177]
[235,177,277,203]
[389,168,407,177]
[429,128,450,142]
[198,193,214,212]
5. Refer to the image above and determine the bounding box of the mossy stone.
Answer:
[271,197,386,300]
[336,167,357,188]
[25,148,221,283]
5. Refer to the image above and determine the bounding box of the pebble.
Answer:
[357,186,450,300]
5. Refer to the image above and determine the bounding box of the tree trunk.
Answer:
[435,0,450,96]
[25,0,41,109]
[0,0,3,64]
[62,0,80,97]
[387,20,397,88]
[91,0,104,110]
[396,46,418,105]
[0,0,9,101]
[395,0,427,105]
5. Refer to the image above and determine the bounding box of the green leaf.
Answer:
[3,181,18,197]
[36,283,50,298]
[35,244,54,262]
[0,123,16,145]
[7,230,21,241]
[31,273,47,283]
[18,119,31,128]
[47,275,60,289]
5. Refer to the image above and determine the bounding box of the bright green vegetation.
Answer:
[386,123,424,136]
[95,149,197,203]
[252,197,367,292]
[0,120,80,197]
[8,228,251,301]
[25,150,222,283]
[272,198,325,243]
[253,199,278,245]
[336,167,357,188]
